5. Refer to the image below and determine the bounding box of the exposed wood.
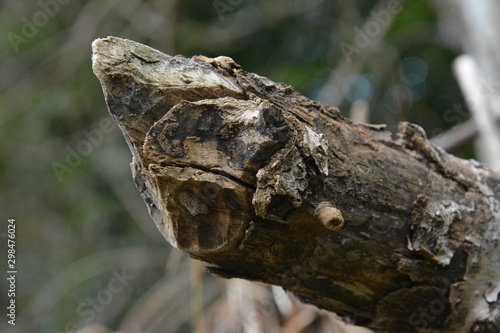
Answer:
[92,37,500,333]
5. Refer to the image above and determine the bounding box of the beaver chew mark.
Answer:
[160,176,251,252]
[178,190,210,216]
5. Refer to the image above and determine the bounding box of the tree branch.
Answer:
[92,36,500,333]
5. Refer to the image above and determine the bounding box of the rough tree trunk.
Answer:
[92,37,500,333]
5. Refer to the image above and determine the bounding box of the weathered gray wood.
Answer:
[92,36,500,333]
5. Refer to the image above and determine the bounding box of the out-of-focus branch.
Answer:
[430,118,477,152]
[453,55,500,170]
[317,0,400,107]
[434,0,500,170]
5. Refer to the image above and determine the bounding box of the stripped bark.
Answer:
[92,37,500,333]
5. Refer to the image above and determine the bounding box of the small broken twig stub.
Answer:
[92,37,500,332]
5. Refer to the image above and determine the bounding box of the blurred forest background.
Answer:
[1,0,498,332]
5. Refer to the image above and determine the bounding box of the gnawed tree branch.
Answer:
[92,37,500,333]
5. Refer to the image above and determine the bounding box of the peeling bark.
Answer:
[92,37,500,332]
